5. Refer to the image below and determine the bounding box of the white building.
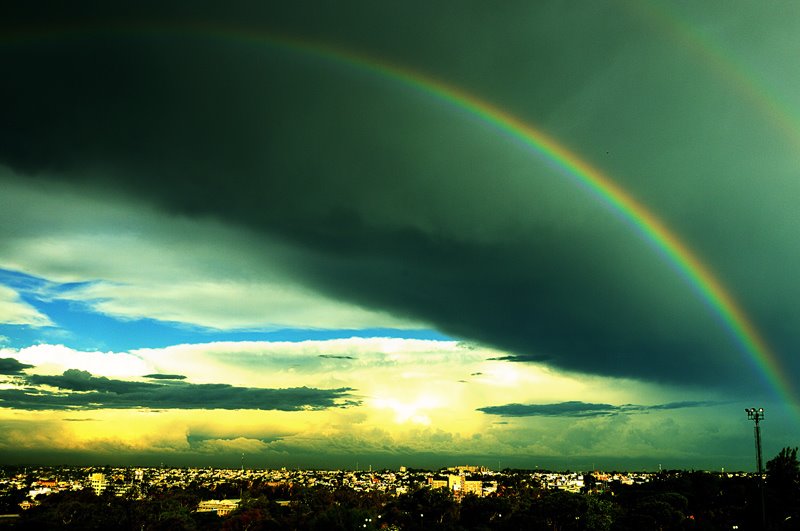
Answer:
[89,473,107,496]
[197,499,241,516]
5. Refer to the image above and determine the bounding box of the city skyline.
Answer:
[1,1,800,471]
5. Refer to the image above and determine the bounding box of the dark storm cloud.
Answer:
[0,369,355,411]
[477,400,717,418]
[28,369,154,393]
[143,373,187,380]
[1,1,798,395]
[318,355,356,360]
[478,401,617,418]
[487,354,552,363]
[642,401,717,411]
[0,358,33,375]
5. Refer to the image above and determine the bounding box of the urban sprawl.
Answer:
[2,464,744,516]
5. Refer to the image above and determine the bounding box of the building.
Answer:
[447,466,488,474]
[197,499,241,516]
[428,474,484,498]
[89,473,107,496]
[449,474,482,497]
[429,478,448,490]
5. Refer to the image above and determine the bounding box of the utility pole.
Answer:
[745,407,766,529]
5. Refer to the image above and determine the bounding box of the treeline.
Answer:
[5,448,799,530]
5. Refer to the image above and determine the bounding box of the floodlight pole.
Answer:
[745,407,764,473]
[745,407,765,529]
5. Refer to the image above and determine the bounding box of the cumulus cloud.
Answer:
[186,435,278,454]
[6,344,150,378]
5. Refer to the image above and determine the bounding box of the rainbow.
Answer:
[221,30,798,412]
[622,0,800,155]
[5,24,797,414]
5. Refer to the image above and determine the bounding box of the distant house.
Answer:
[196,499,241,516]
[27,487,52,500]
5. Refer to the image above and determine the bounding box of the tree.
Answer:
[767,447,800,490]
[766,447,800,528]
[458,493,510,531]
[17,490,132,531]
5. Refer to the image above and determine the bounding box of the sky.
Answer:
[1,0,799,471]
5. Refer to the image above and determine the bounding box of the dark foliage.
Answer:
[766,447,800,529]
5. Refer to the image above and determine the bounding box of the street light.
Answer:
[745,407,764,474]
[745,407,766,529]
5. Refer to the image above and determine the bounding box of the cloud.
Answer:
[0,357,33,375]
[0,397,771,470]
[0,180,417,333]
[477,400,717,418]
[28,369,153,393]
[1,335,768,468]
[636,401,718,411]
[0,284,52,327]
[478,401,617,418]
[486,354,552,363]
[3,369,356,411]
[185,435,283,454]
[128,337,481,385]
[1,338,731,435]
[143,373,187,380]
[0,2,799,396]
[6,344,150,378]
[59,277,414,331]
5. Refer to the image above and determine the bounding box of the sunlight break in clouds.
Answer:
[0,337,741,468]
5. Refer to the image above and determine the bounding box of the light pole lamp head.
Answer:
[745,407,764,421]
